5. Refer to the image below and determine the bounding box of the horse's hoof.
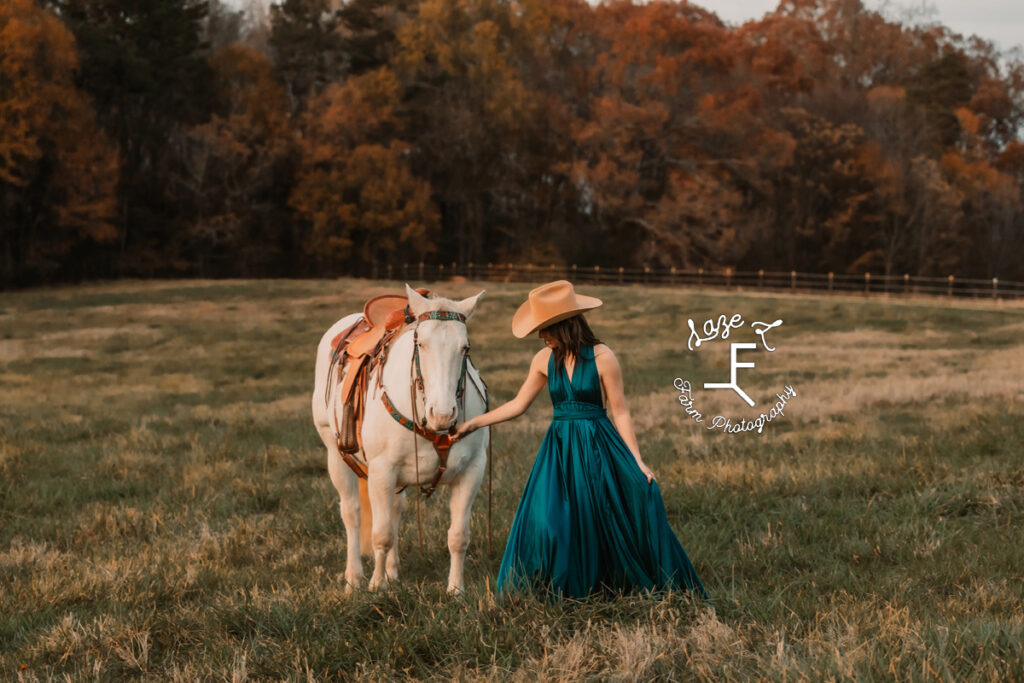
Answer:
[446,584,464,597]
[343,574,364,594]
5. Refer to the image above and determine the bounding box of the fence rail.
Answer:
[365,263,1024,301]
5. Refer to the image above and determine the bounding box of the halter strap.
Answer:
[383,307,470,497]
[404,306,467,325]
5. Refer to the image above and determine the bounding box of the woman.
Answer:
[452,280,708,602]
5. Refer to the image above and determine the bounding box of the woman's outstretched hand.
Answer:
[637,460,656,483]
[451,418,479,442]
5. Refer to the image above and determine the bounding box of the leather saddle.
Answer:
[331,289,430,455]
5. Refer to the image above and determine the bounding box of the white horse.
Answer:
[311,284,488,594]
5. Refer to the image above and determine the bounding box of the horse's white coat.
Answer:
[311,285,488,594]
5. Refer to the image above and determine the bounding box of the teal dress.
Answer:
[496,344,709,601]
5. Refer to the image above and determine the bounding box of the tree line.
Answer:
[2,0,1023,288]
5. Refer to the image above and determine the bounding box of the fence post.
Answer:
[759,269,764,288]
[439,263,445,280]
[993,277,999,300]
[618,266,624,284]
[828,271,833,292]
[571,264,577,282]
[644,266,650,284]
[403,263,408,281]
[468,262,474,279]
[418,261,424,281]
[864,272,870,294]
[791,270,796,291]
[947,275,954,297]
[698,267,703,286]
[725,267,732,289]
[594,265,600,284]
[904,273,909,296]
[387,264,392,280]
[670,266,676,286]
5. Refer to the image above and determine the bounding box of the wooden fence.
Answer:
[365,263,1024,301]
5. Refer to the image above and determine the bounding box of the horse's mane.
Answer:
[420,293,458,311]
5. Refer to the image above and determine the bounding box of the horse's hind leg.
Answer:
[321,425,365,592]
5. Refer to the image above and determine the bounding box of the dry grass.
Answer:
[1,278,1023,680]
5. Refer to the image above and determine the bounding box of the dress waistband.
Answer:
[552,401,607,421]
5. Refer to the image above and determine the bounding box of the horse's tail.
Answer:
[358,477,373,556]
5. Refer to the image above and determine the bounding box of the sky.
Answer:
[696,0,1024,54]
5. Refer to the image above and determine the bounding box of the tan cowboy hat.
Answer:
[512,280,602,338]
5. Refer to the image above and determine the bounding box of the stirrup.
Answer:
[337,399,360,454]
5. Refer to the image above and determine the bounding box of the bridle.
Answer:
[378,307,479,498]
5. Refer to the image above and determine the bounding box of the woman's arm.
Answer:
[452,348,549,440]
[595,345,656,483]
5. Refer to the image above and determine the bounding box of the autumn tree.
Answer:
[389,0,556,265]
[172,43,297,275]
[941,108,1021,278]
[0,0,118,285]
[559,1,761,268]
[290,68,439,270]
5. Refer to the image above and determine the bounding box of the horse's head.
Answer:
[405,283,485,432]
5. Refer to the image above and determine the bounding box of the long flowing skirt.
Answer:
[496,413,709,602]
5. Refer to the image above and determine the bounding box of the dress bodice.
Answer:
[548,344,605,420]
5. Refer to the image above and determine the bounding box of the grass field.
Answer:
[2,278,1023,680]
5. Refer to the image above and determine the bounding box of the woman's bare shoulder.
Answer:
[532,347,552,375]
[592,343,621,371]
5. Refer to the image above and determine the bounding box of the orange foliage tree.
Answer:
[290,68,440,269]
[0,0,117,284]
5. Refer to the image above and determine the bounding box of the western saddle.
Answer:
[330,289,427,448]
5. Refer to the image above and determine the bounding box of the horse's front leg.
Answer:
[386,489,406,582]
[367,464,399,591]
[446,444,486,595]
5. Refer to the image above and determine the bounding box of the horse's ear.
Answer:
[455,289,485,319]
[405,283,429,317]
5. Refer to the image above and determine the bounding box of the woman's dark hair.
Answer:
[540,314,602,370]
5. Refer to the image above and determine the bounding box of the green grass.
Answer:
[1,278,1023,680]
